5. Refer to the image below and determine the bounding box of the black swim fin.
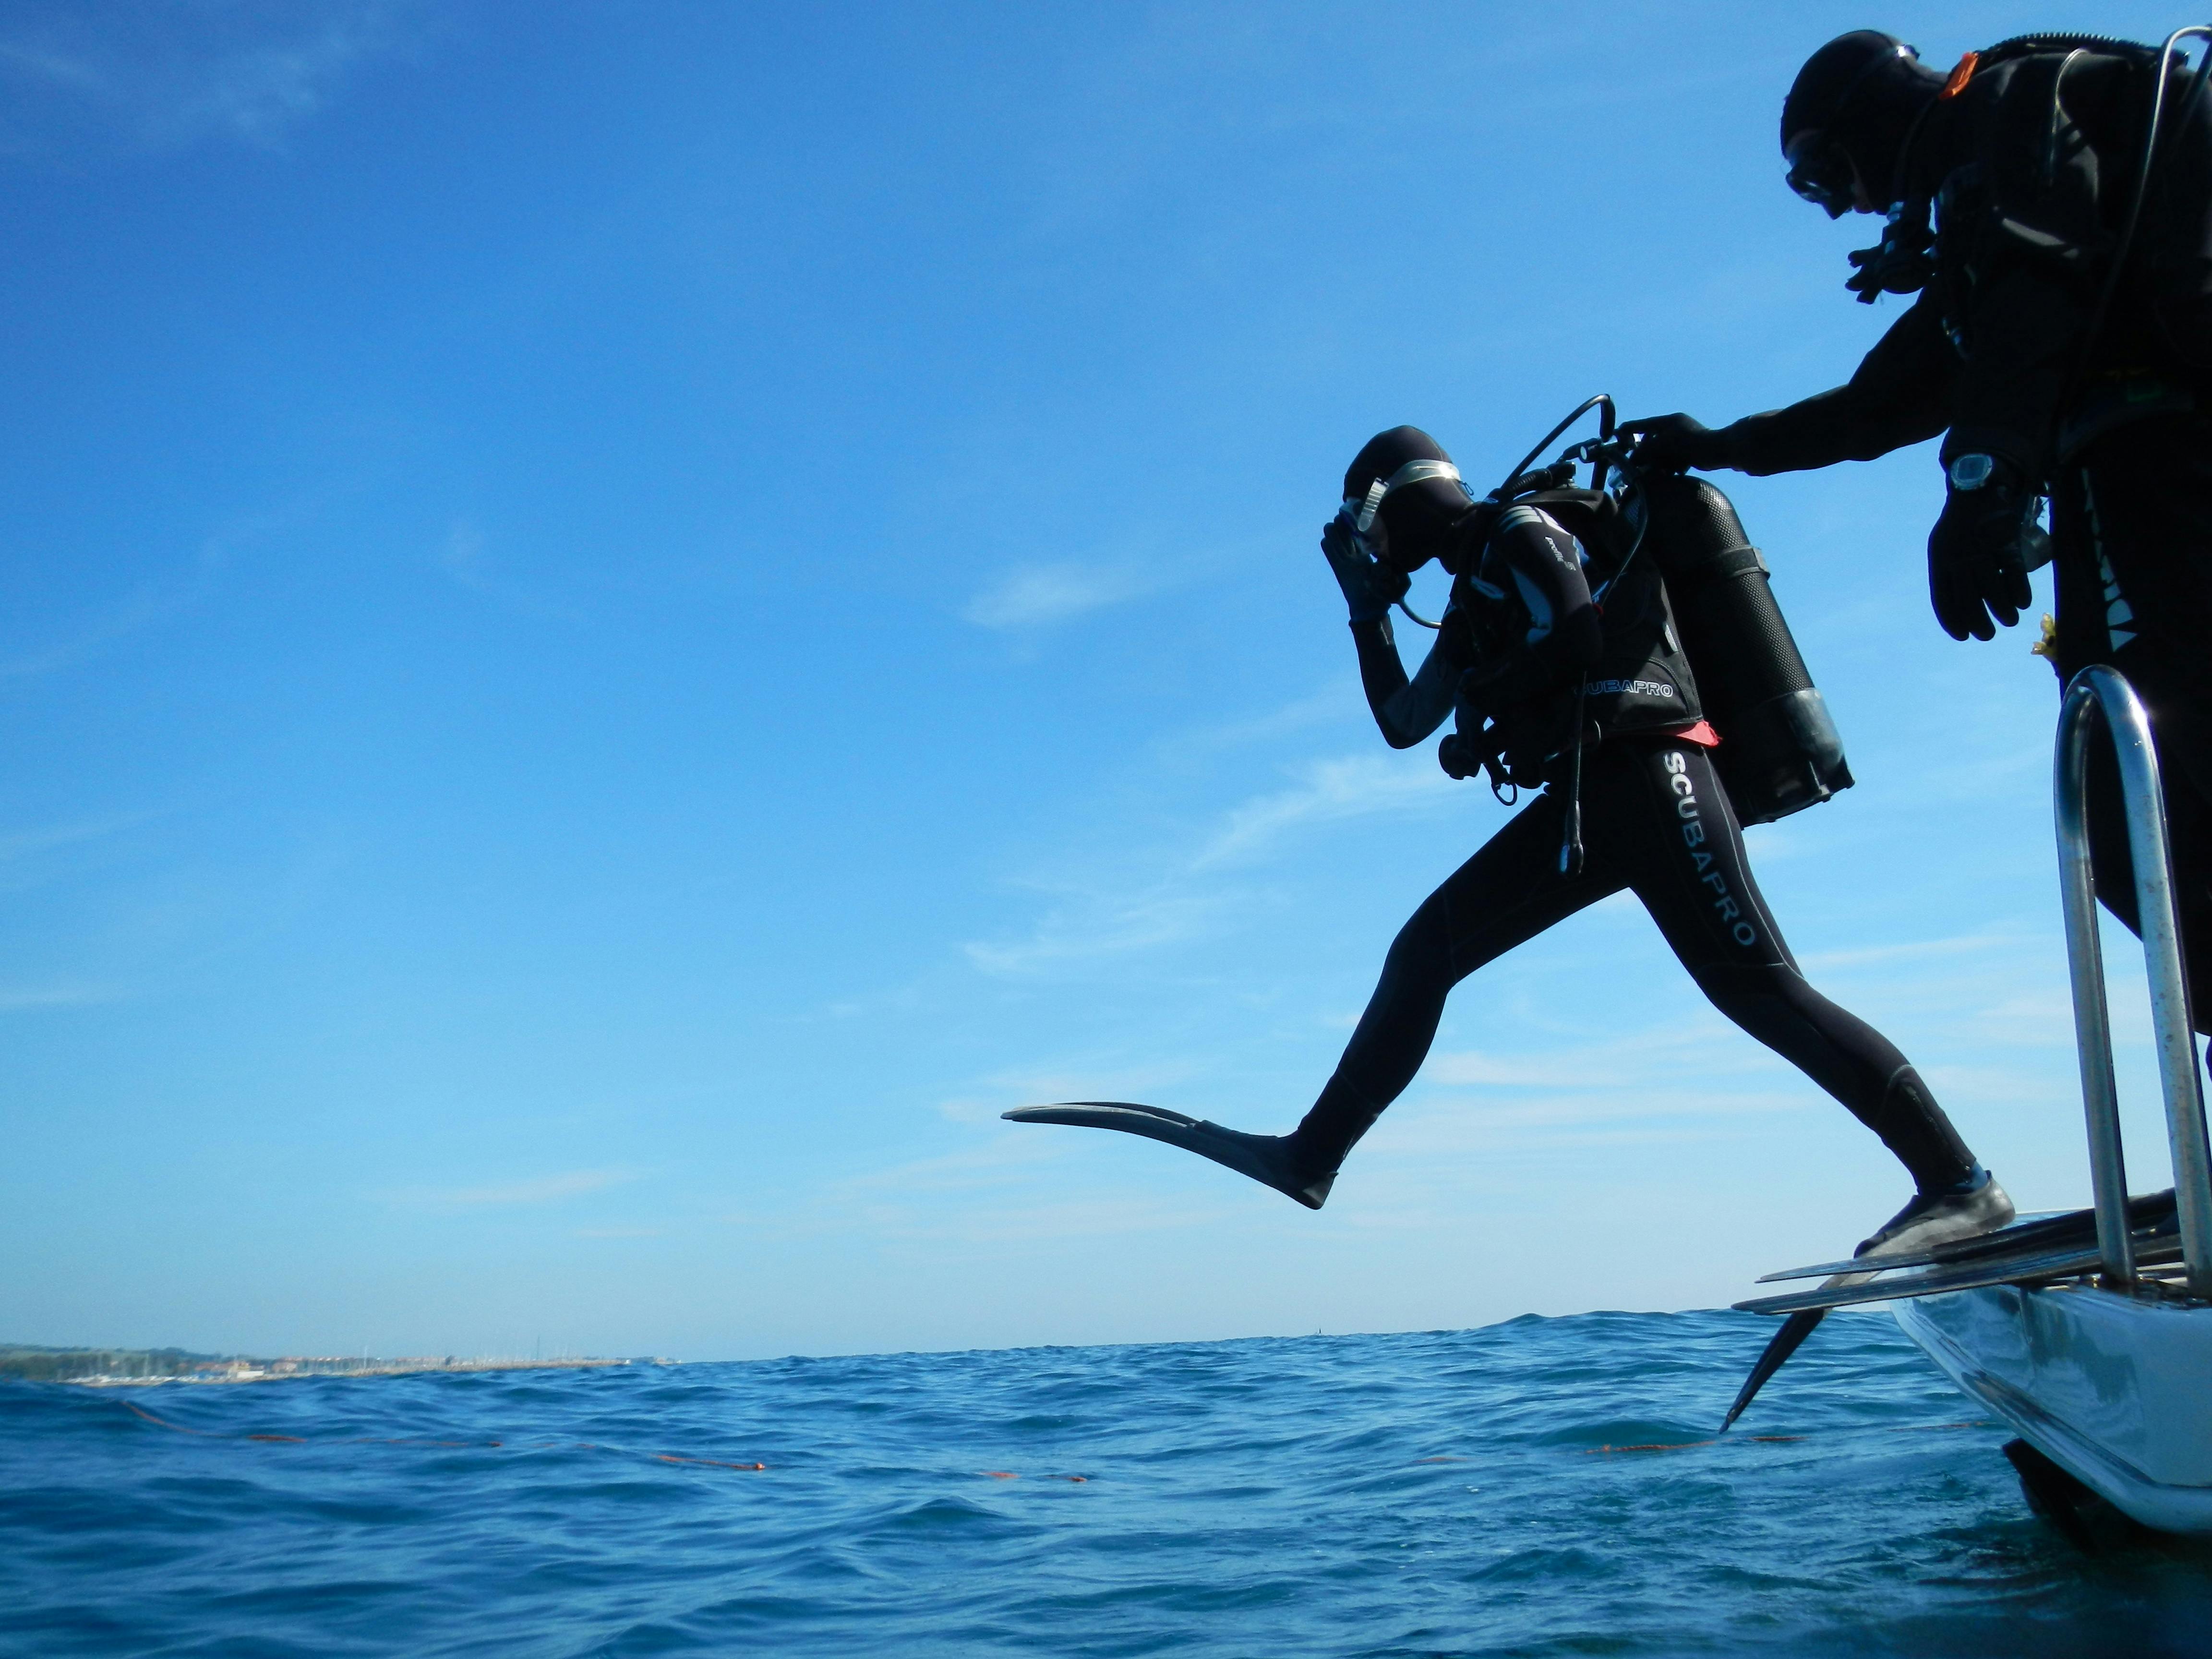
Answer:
[1755,1188,2177,1284]
[1720,1262,1882,1431]
[1002,1102,1335,1210]
[1720,1308,1827,1432]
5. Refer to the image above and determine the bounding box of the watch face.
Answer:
[1948,453,1996,491]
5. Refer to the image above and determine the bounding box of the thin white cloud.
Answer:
[966,747,1456,974]
[0,586,163,678]
[378,1169,641,1209]
[962,880,1236,974]
[836,1133,1065,1197]
[1419,1009,1800,1094]
[439,523,493,590]
[0,981,119,1011]
[707,1130,1229,1246]
[961,561,1160,630]
[0,39,98,94]
[1159,684,1359,758]
[1197,754,1456,867]
[807,1134,1240,1243]
[1966,990,2076,1042]
[936,1056,1200,1124]
[1796,930,2043,972]
[0,1,422,155]
[854,1193,1233,1246]
[435,522,572,619]
[1391,1086,1807,1142]
[0,813,150,864]
[2,493,323,680]
[1424,1047,1782,1091]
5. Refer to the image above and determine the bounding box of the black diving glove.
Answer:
[1320,514,1407,623]
[1619,413,1735,473]
[1927,453,2037,642]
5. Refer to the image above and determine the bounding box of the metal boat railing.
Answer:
[2055,665,2212,1296]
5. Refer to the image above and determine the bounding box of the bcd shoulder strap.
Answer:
[1515,486,1634,577]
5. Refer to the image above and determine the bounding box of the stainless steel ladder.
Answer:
[2055,665,2212,1295]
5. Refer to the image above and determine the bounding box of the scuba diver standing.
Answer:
[1626,28,2212,1048]
[1009,413,2012,1259]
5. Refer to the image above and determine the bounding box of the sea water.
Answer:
[4,1310,2209,1658]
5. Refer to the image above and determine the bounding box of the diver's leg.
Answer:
[1006,783,1620,1209]
[2060,421,2212,1034]
[2080,726,2212,1031]
[1285,782,1625,1190]
[1604,739,2007,1253]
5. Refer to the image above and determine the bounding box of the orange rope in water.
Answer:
[119,1397,1990,1475]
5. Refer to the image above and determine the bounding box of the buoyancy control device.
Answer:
[1395,395,1853,827]
[1459,486,1700,755]
[1638,470,1853,824]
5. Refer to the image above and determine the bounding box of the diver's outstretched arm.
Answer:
[1624,290,1956,476]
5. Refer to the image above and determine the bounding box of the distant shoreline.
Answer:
[0,1346,676,1386]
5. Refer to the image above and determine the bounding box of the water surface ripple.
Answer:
[5,1310,2209,1656]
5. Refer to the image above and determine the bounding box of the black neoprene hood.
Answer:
[1342,425,1471,573]
[1780,30,1945,212]
[1781,31,1907,147]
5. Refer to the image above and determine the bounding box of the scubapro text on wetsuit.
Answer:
[1664,748,1758,948]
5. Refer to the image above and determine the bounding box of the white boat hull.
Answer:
[1894,1282,2212,1535]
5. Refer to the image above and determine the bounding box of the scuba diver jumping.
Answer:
[1009,409,2012,1260]
[1626,28,2212,1058]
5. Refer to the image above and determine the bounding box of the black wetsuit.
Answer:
[2055,415,2212,1023]
[1706,42,2212,1026]
[1718,42,2212,482]
[1288,502,1980,1193]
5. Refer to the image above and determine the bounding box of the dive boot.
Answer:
[1002,1102,1337,1209]
[1855,1169,2015,1260]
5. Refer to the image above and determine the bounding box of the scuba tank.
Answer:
[1639,471,1853,824]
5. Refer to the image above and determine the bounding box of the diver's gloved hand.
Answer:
[1619,413,1734,473]
[1320,515,1407,623]
[1436,732,1479,780]
[1927,454,2037,642]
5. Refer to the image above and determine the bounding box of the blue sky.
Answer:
[0,0,2190,1362]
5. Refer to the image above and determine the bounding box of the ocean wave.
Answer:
[4,1310,2209,1657]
